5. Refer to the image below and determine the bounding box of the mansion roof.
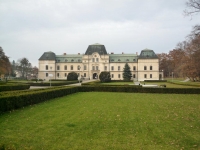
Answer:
[39,44,158,63]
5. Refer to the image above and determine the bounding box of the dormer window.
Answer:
[126,59,129,61]
[78,59,81,62]
[65,59,68,62]
[71,59,74,62]
[118,59,121,61]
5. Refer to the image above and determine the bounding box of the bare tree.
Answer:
[16,58,32,78]
[184,0,200,16]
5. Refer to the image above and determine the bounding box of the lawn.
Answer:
[101,81,199,88]
[0,92,199,150]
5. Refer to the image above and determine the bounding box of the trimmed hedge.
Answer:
[167,81,200,87]
[28,80,79,86]
[111,80,133,82]
[78,86,200,94]
[0,84,30,92]
[50,79,68,81]
[0,86,79,113]
[144,80,167,82]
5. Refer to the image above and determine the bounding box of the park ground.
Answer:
[0,92,199,150]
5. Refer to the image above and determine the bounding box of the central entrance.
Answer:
[93,73,98,79]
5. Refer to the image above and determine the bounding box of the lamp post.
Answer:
[78,66,81,85]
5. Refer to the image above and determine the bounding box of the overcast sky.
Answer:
[0,0,200,67]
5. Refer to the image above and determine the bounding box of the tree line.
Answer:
[0,47,38,79]
[158,0,200,81]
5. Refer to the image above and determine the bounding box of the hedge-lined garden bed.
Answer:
[0,86,79,113]
[0,83,30,92]
[167,80,200,87]
[1,85,200,113]
[28,80,79,86]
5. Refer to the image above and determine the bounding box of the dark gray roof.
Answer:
[85,43,108,55]
[39,51,56,60]
[138,49,158,59]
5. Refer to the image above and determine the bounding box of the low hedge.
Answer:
[0,86,79,113]
[0,84,30,92]
[167,81,200,87]
[144,80,167,82]
[78,86,200,94]
[1,85,200,113]
[111,80,133,82]
[28,80,79,86]
[50,79,68,81]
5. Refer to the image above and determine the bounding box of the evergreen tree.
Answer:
[123,63,132,81]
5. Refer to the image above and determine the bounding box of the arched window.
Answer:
[133,66,136,71]
[71,65,73,70]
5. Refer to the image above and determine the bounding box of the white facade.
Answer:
[38,43,162,81]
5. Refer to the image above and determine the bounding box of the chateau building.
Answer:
[38,43,163,81]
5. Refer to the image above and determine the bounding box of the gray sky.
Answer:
[0,0,200,67]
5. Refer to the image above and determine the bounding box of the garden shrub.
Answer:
[99,71,111,82]
[67,72,78,81]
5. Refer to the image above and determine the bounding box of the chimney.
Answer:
[136,52,138,55]
[122,52,124,54]
[63,53,66,55]
[78,53,80,55]
[111,52,114,54]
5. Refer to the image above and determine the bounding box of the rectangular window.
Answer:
[144,66,147,70]
[150,66,153,70]
[57,73,59,77]
[65,73,67,77]
[144,74,147,78]
[96,58,99,62]
[150,74,152,78]
[84,65,87,70]
[64,65,67,70]
[92,66,95,70]
[57,66,60,70]
[77,66,80,70]
[96,66,98,70]
[104,66,107,71]
[133,74,136,78]
[84,73,86,77]
[111,66,114,71]
[71,65,73,70]
[118,66,120,71]
[133,66,136,71]
[46,65,48,70]
[46,73,48,77]
[118,74,120,78]
[92,58,95,62]
[111,74,114,78]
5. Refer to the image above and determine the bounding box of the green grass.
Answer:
[0,92,200,150]
[100,81,200,88]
